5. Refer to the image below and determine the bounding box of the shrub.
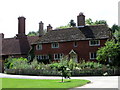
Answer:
[5,57,45,70]
[78,61,111,70]
[49,63,61,69]
[5,57,115,76]
[5,57,28,69]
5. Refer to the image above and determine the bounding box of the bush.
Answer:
[78,61,110,70]
[49,63,61,69]
[5,57,28,69]
[5,57,115,76]
[5,58,46,70]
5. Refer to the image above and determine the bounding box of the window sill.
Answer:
[89,45,100,46]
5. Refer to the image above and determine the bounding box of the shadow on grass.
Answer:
[58,80,71,83]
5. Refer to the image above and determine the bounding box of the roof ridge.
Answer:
[86,24,106,27]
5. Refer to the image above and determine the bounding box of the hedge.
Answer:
[5,69,120,76]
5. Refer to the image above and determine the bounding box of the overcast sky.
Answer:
[0,0,119,38]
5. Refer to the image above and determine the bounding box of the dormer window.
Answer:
[89,40,100,46]
[51,42,59,48]
[36,44,42,50]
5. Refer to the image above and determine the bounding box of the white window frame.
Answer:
[73,42,77,47]
[36,44,42,50]
[89,52,97,60]
[54,53,64,60]
[51,42,59,48]
[89,40,100,46]
[36,55,49,60]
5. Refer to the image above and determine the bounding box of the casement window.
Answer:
[36,44,42,50]
[73,42,77,47]
[90,52,97,59]
[89,40,100,46]
[51,42,59,48]
[36,55,49,60]
[54,53,64,60]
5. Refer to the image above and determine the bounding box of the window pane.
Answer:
[94,53,96,58]
[90,40,100,46]
[90,52,96,59]
[91,53,94,58]
[74,42,77,47]
[52,43,59,48]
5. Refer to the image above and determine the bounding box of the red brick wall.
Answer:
[34,39,107,62]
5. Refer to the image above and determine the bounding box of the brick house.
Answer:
[32,13,111,63]
[0,12,111,72]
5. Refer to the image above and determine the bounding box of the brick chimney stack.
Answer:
[16,16,26,38]
[39,21,44,36]
[47,24,52,32]
[77,12,85,26]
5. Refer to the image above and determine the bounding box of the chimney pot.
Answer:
[79,12,84,15]
[47,24,52,32]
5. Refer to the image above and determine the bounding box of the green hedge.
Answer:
[5,69,120,76]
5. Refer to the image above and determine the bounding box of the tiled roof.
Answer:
[36,25,110,43]
[2,36,40,55]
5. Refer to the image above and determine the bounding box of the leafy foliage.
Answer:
[5,58,46,70]
[113,30,120,42]
[85,18,107,25]
[27,31,38,36]
[111,24,120,33]
[97,40,120,66]
[27,29,47,36]
[5,57,115,76]
[5,57,28,69]
[56,24,71,29]
[78,61,108,69]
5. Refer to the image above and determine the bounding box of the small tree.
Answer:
[111,24,120,33]
[27,31,38,36]
[86,18,107,26]
[58,56,72,82]
[96,40,120,67]
[69,19,76,27]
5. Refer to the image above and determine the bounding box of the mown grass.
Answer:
[2,78,90,88]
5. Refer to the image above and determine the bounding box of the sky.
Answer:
[0,0,119,38]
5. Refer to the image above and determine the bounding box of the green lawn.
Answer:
[2,78,90,88]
